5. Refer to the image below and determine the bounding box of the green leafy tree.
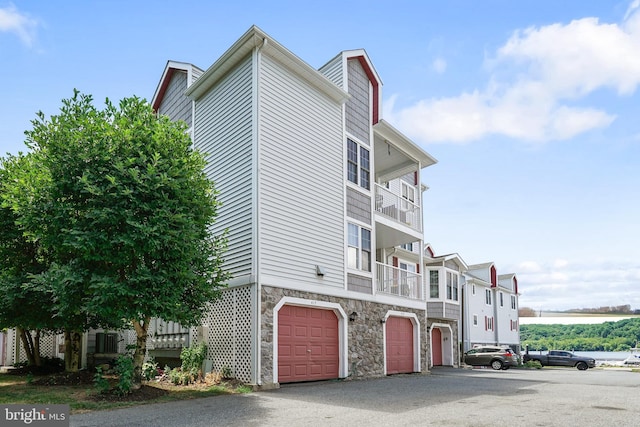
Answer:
[0,155,58,367]
[11,90,229,378]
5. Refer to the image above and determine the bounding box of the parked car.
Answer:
[522,350,596,370]
[464,346,519,370]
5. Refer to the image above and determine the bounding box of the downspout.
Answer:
[253,37,267,386]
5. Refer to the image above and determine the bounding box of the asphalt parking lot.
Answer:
[71,367,640,427]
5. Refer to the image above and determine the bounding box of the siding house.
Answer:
[462,262,520,354]
[150,25,437,387]
[424,244,467,367]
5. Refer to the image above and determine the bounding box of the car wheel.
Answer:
[491,359,503,370]
[576,362,588,371]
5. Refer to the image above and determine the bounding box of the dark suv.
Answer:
[464,346,519,370]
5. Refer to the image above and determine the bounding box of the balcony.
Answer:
[375,184,421,230]
[376,262,424,300]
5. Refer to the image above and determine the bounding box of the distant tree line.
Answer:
[521,318,640,352]
[519,305,640,317]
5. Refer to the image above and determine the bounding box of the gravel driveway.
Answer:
[70,367,640,427]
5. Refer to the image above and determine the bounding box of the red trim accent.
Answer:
[152,68,176,112]
[354,56,380,124]
[427,247,434,258]
[392,257,398,268]
[490,266,497,287]
[416,263,420,274]
[513,277,518,294]
[414,171,418,185]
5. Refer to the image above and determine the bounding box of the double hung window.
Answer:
[429,270,439,298]
[348,223,371,272]
[446,272,458,301]
[485,289,492,305]
[347,139,370,190]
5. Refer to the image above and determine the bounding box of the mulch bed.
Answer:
[13,368,170,402]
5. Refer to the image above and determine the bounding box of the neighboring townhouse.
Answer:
[496,273,520,350]
[147,25,437,387]
[462,263,520,354]
[424,244,467,367]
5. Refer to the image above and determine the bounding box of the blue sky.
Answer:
[1,1,639,311]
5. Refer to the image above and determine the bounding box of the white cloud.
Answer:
[553,259,569,268]
[432,57,447,74]
[516,258,640,310]
[0,4,38,47]
[518,261,542,273]
[387,7,640,144]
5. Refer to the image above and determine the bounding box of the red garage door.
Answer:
[386,316,414,374]
[278,305,339,383]
[432,328,443,366]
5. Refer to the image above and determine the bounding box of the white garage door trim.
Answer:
[273,297,348,384]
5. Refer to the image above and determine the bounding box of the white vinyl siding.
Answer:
[191,66,204,82]
[194,55,254,279]
[258,54,345,288]
[318,54,344,89]
[158,71,192,127]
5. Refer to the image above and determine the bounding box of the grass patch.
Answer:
[0,372,250,414]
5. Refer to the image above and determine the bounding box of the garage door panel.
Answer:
[279,325,291,337]
[310,327,323,337]
[278,305,340,383]
[386,317,414,375]
[279,345,291,357]
[294,345,308,356]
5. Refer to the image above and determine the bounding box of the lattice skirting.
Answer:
[194,285,254,383]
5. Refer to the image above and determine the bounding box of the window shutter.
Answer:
[393,257,398,267]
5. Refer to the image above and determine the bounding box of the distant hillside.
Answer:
[520,318,640,351]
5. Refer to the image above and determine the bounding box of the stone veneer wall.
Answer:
[261,286,429,385]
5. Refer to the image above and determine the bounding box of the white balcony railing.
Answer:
[376,262,423,300]
[375,184,421,231]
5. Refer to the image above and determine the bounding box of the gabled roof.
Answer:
[151,60,203,112]
[467,262,495,270]
[426,254,469,271]
[185,25,349,104]
[466,262,498,287]
[498,273,519,294]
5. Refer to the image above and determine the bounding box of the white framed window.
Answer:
[511,295,517,310]
[485,289,492,305]
[485,316,494,331]
[400,242,413,251]
[446,271,458,301]
[473,315,478,326]
[401,181,415,207]
[500,292,504,307]
[347,138,370,190]
[472,284,476,295]
[347,223,371,272]
[429,270,439,298]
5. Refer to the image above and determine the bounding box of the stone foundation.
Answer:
[260,286,429,385]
